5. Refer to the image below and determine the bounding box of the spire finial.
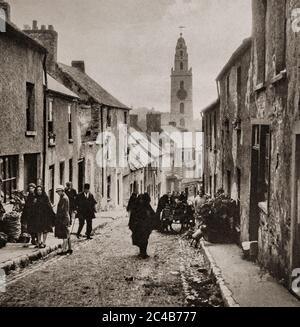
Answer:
[179,25,186,37]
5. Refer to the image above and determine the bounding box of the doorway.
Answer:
[24,154,38,187]
[78,159,85,193]
[249,124,271,241]
[292,134,300,270]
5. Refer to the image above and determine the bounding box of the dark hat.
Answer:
[28,183,36,188]
[84,183,90,190]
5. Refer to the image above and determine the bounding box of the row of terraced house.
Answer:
[0,1,131,212]
[202,0,300,293]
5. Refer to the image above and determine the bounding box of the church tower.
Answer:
[170,33,193,128]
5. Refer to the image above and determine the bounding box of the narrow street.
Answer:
[0,214,223,307]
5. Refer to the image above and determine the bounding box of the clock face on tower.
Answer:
[177,87,187,100]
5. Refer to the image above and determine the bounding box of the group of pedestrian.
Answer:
[21,182,97,255]
[126,189,207,258]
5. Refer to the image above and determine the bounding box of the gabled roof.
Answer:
[216,37,252,81]
[57,63,129,109]
[0,17,46,53]
[201,98,220,114]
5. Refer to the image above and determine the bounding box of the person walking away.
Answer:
[32,186,55,248]
[129,193,155,259]
[55,185,72,255]
[127,193,137,230]
[65,182,77,224]
[21,183,38,245]
[75,184,97,240]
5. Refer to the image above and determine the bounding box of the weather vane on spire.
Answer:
[179,26,186,37]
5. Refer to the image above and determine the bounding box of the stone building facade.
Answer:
[216,38,252,241]
[0,4,47,207]
[45,75,80,205]
[202,99,220,197]
[202,0,300,291]
[246,0,297,286]
[23,21,130,210]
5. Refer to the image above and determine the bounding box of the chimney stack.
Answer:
[23,21,58,74]
[130,115,138,128]
[0,1,11,22]
[32,20,38,30]
[146,113,162,133]
[71,61,85,73]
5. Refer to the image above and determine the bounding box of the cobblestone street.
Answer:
[0,215,223,307]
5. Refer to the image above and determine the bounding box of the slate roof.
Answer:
[216,37,252,81]
[58,63,129,109]
[47,74,79,99]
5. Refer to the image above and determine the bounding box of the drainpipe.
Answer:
[42,53,48,187]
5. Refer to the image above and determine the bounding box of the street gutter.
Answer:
[200,240,240,307]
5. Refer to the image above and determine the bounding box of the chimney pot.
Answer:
[71,61,85,73]
[32,20,38,30]
[23,24,31,30]
[41,25,46,30]
[48,25,54,31]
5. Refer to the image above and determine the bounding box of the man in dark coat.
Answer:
[75,184,97,240]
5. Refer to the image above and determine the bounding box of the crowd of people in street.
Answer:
[19,182,97,255]
[126,190,207,259]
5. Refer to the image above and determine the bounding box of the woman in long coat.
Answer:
[129,193,155,259]
[21,183,37,245]
[31,186,55,248]
[55,186,72,255]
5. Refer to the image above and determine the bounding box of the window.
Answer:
[107,109,112,127]
[49,165,55,203]
[256,0,267,84]
[124,111,128,124]
[180,103,185,114]
[180,81,184,89]
[180,62,184,70]
[237,168,241,201]
[226,75,230,102]
[213,112,217,148]
[275,1,287,74]
[209,114,212,150]
[0,156,18,204]
[107,175,111,199]
[237,66,242,112]
[180,118,185,127]
[227,170,231,197]
[209,176,212,195]
[48,99,54,134]
[180,50,183,57]
[251,124,271,204]
[26,82,35,132]
[59,161,65,185]
[214,174,217,196]
[69,158,73,182]
[68,104,73,140]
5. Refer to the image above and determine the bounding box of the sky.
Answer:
[8,0,252,118]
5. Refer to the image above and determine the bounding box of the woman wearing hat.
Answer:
[55,185,72,255]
